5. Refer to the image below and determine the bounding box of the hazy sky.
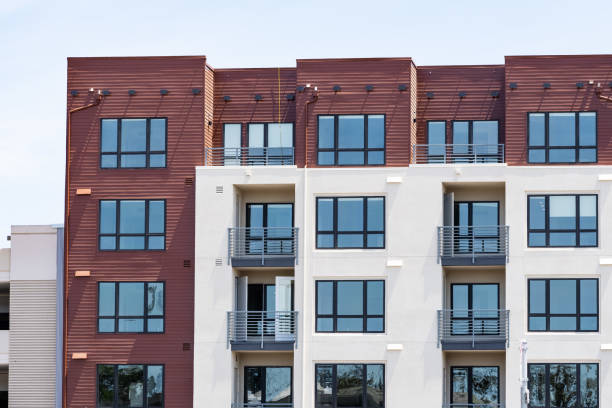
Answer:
[1,0,611,244]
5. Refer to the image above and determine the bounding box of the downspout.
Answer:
[63,90,103,408]
[302,89,317,408]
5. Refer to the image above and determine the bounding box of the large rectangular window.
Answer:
[101,118,167,168]
[245,366,292,405]
[315,363,384,408]
[98,282,165,333]
[247,123,294,164]
[318,115,385,165]
[97,364,164,408]
[99,200,166,251]
[528,112,597,163]
[529,363,598,408]
[528,194,597,247]
[528,279,598,332]
[316,197,385,249]
[451,366,499,406]
[316,280,384,333]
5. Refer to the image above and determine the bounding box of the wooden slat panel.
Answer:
[66,56,205,408]
[505,55,612,165]
[416,65,505,149]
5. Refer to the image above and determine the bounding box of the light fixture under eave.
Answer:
[223,95,231,102]
[192,88,202,95]
[333,85,341,92]
[490,90,500,98]
[576,82,584,89]
[397,84,407,91]
[254,94,263,101]
[160,89,169,95]
[70,90,79,97]
[509,82,518,89]
[286,93,295,101]
[102,90,111,96]
[543,82,551,89]
[426,92,434,99]
[128,89,136,96]
[365,85,374,92]
[458,91,466,99]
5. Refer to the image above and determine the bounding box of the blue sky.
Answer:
[1,0,611,244]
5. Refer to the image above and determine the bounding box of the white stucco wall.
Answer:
[194,164,612,407]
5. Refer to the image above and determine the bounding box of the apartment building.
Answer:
[65,54,612,408]
[0,224,63,407]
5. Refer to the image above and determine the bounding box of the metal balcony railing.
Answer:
[205,147,295,166]
[437,225,509,264]
[443,404,504,408]
[437,309,510,349]
[412,144,505,164]
[228,227,298,266]
[227,311,298,349]
[232,404,293,408]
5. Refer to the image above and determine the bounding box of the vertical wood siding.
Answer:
[505,55,612,165]
[65,56,205,408]
[295,58,415,167]
[416,65,505,151]
[9,281,57,407]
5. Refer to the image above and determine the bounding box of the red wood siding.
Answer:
[416,65,505,151]
[212,68,297,150]
[295,58,415,167]
[505,55,612,165]
[65,56,205,408]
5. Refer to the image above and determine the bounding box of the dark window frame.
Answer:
[527,194,598,248]
[528,363,599,408]
[98,199,166,251]
[527,112,598,164]
[450,119,500,145]
[100,118,168,169]
[246,203,295,228]
[426,120,447,145]
[528,278,599,332]
[315,280,385,333]
[97,281,166,334]
[316,196,386,249]
[244,366,293,405]
[96,364,165,408]
[450,366,500,406]
[317,114,386,166]
[315,363,385,408]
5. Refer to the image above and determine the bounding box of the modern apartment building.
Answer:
[1,224,63,407]
[65,54,612,408]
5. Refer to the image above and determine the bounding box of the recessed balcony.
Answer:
[228,227,298,267]
[227,311,298,351]
[437,225,509,266]
[437,309,509,351]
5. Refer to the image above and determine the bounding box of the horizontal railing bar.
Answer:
[412,144,505,164]
[205,147,295,166]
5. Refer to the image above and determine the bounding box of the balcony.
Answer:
[228,227,298,267]
[412,144,505,164]
[443,404,504,408]
[437,226,509,266]
[232,404,293,408]
[227,311,298,351]
[205,147,295,166]
[437,309,509,350]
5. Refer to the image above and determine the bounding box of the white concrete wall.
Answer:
[195,164,612,407]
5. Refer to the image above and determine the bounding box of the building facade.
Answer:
[1,224,63,407]
[66,55,612,407]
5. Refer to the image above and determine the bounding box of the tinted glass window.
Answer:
[315,364,384,408]
[528,195,597,248]
[98,365,163,408]
[98,282,164,333]
[99,200,165,251]
[528,279,598,332]
[101,118,166,168]
[528,112,596,163]
[316,280,384,333]
[318,115,385,165]
[452,367,499,405]
[245,366,292,404]
[317,197,384,249]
